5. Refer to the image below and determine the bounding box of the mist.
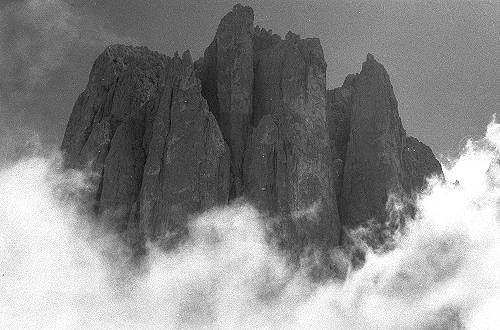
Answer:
[2,119,500,329]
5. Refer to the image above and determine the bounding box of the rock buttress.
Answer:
[61,45,230,244]
[243,30,341,255]
[335,54,443,241]
[197,7,342,256]
[197,4,254,198]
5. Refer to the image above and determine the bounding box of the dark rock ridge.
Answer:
[61,4,442,257]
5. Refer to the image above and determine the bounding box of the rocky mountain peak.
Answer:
[217,3,254,36]
[285,30,300,41]
[360,53,390,79]
[62,5,443,268]
[181,49,193,66]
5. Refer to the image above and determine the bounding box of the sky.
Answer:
[0,0,498,158]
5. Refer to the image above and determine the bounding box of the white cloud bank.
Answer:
[2,118,500,329]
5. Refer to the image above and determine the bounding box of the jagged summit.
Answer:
[218,3,254,29]
[181,49,192,64]
[231,3,253,17]
[360,52,392,80]
[61,5,442,266]
[285,30,300,40]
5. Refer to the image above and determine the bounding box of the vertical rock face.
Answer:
[326,74,355,163]
[243,30,341,251]
[197,6,341,254]
[340,54,407,227]
[136,51,230,242]
[62,5,443,259]
[333,54,442,231]
[326,74,355,201]
[198,4,254,198]
[61,45,230,242]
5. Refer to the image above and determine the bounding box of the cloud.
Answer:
[0,0,133,99]
[0,154,310,329]
[2,118,500,328]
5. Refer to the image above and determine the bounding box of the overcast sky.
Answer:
[0,0,498,159]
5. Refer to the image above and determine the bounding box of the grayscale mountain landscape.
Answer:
[0,2,498,329]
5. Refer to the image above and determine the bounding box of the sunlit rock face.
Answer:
[62,5,442,257]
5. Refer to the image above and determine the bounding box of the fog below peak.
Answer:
[2,119,500,329]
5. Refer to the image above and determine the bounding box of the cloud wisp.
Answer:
[0,0,133,98]
[2,119,500,328]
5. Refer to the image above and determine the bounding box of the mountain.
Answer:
[61,4,442,263]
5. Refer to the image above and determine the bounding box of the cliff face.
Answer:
[61,45,230,245]
[199,4,254,198]
[327,54,443,234]
[245,30,340,252]
[61,4,442,256]
[196,5,340,254]
[339,54,408,228]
